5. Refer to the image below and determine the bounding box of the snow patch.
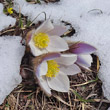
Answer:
[108,107,110,110]
[0,36,25,104]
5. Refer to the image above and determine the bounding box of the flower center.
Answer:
[46,60,60,78]
[33,33,50,48]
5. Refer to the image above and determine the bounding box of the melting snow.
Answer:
[0,36,25,104]
[0,4,25,104]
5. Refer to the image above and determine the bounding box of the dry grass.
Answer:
[0,67,110,110]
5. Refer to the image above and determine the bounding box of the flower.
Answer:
[26,19,69,56]
[33,53,81,96]
[7,7,13,14]
[68,42,97,70]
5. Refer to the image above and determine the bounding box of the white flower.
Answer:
[68,42,97,70]
[26,19,69,56]
[33,53,81,96]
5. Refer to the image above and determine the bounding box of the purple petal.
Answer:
[69,42,97,54]
[26,31,33,44]
[41,53,61,62]
[76,55,92,68]
[35,64,40,77]
[47,25,67,36]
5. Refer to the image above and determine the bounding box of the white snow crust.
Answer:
[13,0,110,101]
[0,36,25,104]
[0,3,25,105]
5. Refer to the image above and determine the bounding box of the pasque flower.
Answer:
[68,42,97,70]
[33,53,81,95]
[26,19,69,56]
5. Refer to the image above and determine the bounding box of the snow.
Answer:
[0,36,25,104]
[108,107,110,110]
[13,0,110,101]
[0,4,16,31]
[0,3,25,104]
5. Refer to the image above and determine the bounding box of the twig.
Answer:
[53,95,73,107]
[15,88,24,110]
[24,100,31,110]
[29,12,46,26]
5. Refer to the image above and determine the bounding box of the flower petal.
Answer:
[55,53,77,66]
[28,39,47,56]
[76,55,92,67]
[39,61,48,76]
[35,19,54,34]
[60,64,81,75]
[47,25,67,36]
[69,42,97,54]
[41,53,61,62]
[37,76,51,96]
[33,53,61,76]
[47,71,70,92]
[26,30,35,44]
[46,35,69,52]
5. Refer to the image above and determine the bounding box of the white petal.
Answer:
[77,55,92,67]
[47,25,67,36]
[47,71,70,92]
[38,76,51,96]
[28,39,47,56]
[60,64,81,75]
[39,61,48,76]
[46,35,69,52]
[35,19,54,34]
[55,53,77,66]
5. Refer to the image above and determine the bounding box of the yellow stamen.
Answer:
[33,33,50,48]
[46,60,60,77]
[7,8,13,14]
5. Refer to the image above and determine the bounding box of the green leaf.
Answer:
[19,18,24,28]
[70,89,94,103]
